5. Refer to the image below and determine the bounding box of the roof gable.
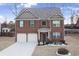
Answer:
[16,9,38,19]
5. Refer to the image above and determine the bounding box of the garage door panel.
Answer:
[28,33,37,42]
[17,33,26,43]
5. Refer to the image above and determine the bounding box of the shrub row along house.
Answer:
[15,8,64,45]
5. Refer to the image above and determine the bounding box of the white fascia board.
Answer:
[16,17,64,20]
[16,19,40,20]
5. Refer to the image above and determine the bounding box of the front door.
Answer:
[40,32,48,44]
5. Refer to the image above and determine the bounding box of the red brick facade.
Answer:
[16,20,52,33]
[15,8,65,44]
[16,20,64,31]
[16,20,64,42]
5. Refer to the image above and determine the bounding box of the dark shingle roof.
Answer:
[16,7,63,19]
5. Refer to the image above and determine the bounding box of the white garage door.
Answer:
[28,33,37,42]
[17,33,27,43]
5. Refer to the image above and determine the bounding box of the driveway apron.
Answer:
[0,41,37,56]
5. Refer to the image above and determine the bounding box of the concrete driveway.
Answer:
[0,41,37,56]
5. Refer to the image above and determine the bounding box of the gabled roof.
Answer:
[16,7,63,19]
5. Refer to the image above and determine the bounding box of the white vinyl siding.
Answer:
[29,20,35,27]
[52,20,60,27]
[19,20,24,28]
[52,32,61,39]
[2,28,11,32]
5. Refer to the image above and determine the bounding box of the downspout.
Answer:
[50,19,51,39]
[48,18,51,40]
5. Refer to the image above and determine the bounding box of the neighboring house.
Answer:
[65,29,79,34]
[15,8,64,44]
[1,22,15,37]
[1,27,15,37]
[2,27,11,33]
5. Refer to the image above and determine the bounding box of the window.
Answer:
[2,30,4,32]
[6,30,8,32]
[29,20,35,27]
[52,32,61,39]
[52,20,60,27]
[19,20,24,28]
[42,20,47,26]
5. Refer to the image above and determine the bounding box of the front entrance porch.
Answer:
[38,28,51,45]
[40,32,48,45]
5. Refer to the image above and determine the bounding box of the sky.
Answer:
[0,3,79,24]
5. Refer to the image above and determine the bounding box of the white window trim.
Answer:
[29,20,35,27]
[19,20,24,28]
[52,20,60,27]
[53,32,61,39]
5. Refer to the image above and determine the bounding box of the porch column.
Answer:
[38,31,40,40]
[26,33,28,42]
[38,31,40,45]
[48,31,50,39]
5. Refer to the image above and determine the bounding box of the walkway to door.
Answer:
[0,41,37,56]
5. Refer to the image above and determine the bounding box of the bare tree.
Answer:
[9,3,18,17]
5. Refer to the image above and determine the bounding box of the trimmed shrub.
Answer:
[58,48,69,55]
[60,40,65,44]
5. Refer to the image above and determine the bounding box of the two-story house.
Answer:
[15,8,64,45]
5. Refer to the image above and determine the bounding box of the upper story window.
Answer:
[52,20,60,27]
[52,32,61,39]
[19,20,24,28]
[29,20,35,27]
[42,20,47,26]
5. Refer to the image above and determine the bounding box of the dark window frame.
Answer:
[41,20,47,27]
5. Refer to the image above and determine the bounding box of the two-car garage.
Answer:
[17,33,37,43]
